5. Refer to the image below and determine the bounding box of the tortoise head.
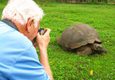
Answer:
[91,43,107,54]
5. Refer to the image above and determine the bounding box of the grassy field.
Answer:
[0,2,115,80]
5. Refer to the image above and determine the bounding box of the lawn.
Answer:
[0,2,115,80]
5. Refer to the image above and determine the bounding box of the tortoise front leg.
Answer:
[77,46,92,55]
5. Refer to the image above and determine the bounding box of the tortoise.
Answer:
[57,24,106,55]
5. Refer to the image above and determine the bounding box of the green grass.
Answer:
[40,3,115,80]
[0,2,115,80]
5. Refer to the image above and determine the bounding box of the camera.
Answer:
[33,28,46,43]
[38,28,46,35]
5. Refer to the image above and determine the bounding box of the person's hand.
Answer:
[36,28,53,80]
[36,28,51,51]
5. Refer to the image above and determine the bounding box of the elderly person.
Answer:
[0,0,53,80]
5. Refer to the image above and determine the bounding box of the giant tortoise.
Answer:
[57,24,106,55]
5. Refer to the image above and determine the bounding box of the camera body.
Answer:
[38,28,46,35]
[33,28,46,43]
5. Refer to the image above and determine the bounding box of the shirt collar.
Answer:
[1,19,18,31]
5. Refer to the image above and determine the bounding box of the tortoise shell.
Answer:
[58,24,101,50]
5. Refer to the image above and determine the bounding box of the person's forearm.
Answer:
[39,48,54,80]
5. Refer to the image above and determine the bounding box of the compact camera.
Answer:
[33,28,46,43]
[38,28,46,35]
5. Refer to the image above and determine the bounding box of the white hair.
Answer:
[2,0,44,27]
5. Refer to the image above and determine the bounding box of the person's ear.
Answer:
[26,18,34,33]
